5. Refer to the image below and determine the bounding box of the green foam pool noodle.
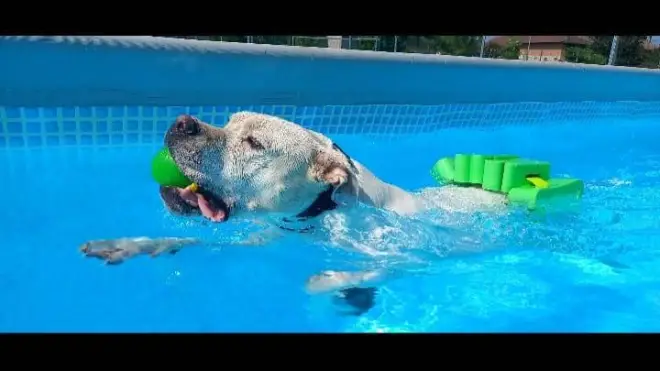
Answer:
[151,147,193,188]
[430,153,584,211]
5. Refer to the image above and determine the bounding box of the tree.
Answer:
[589,36,650,67]
[252,36,291,45]
[484,38,520,60]
[209,36,247,43]
[641,48,660,69]
[564,45,607,65]
[287,36,326,48]
[401,36,482,56]
[348,36,380,51]
[402,36,434,53]
[500,39,521,59]
[379,36,407,53]
[433,36,482,56]
[618,36,653,67]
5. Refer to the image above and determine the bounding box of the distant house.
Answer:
[488,36,659,62]
[487,36,590,62]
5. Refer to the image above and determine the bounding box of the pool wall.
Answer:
[2,36,660,148]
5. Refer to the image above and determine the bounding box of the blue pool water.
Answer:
[1,115,660,332]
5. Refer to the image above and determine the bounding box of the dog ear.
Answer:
[309,150,352,188]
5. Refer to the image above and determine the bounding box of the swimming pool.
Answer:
[3,36,660,333]
[1,101,660,332]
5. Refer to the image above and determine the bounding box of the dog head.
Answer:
[159,112,358,222]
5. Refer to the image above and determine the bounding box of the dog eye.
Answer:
[244,136,264,150]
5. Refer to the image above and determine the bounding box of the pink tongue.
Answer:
[179,188,198,205]
[177,187,226,222]
[196,193,226,222]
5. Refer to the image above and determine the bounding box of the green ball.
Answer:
[151,147,192,188]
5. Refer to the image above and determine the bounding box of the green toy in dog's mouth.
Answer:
[151,147,229,222]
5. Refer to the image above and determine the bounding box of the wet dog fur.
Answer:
[81,112,506,316]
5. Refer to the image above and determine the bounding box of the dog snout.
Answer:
[173,114,200,136]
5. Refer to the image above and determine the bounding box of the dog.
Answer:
[81,112,507,315]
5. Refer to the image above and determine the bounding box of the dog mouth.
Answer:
[160,185,230,222]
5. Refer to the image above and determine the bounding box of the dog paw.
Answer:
[324,167,348,187]
[334,287,378,316]
[79,241,139,265]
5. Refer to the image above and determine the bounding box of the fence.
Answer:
[173,36,660,69]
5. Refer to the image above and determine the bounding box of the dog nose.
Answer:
[174,115,200,135]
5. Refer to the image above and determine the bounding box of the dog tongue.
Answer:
[196,193,226,222]
[178,187,226,222]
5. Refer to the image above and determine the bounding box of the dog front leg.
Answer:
[79,228,284,266]
[80,237,202,265]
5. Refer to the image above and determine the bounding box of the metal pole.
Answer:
[526,36,532,61]
[479,35,486,57]
[393,36,398,52]
[608,36,619,65]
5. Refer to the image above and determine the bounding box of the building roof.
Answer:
[487,36,591,47]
